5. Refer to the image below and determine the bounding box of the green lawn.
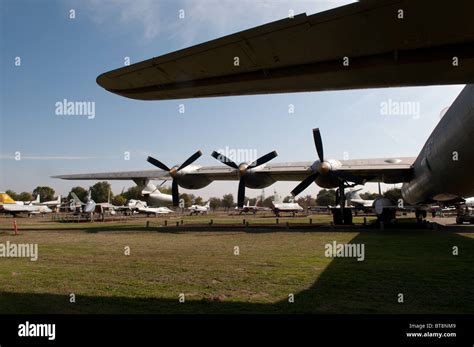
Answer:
[0,225,473,314]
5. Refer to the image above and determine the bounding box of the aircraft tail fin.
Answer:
[0,192,16,204]
[71,192,83,204]
[205,201,210,208]
[34,194,40,203]
[141,181,157,196]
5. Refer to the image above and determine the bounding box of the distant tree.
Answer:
[159,185,172,195]
[383,188,402,204]
[194,196,204,205]
[262,196,275,208]
[209,197,222,210]
[18,192,33,202]
[221,194,234,210]
[360,192,379,200]
[283,195,293,203]
[112,195,127,206]
[297,194,314,209]
[123,186,142,200]
[179,193,193,208]
[316,189,336,206]
[90,181,112,203]
[33,186,55,202]
[5,190,19,200]
[68,186,88,202]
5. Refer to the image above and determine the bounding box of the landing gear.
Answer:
[415,210,427,223]
[331,184,353,225]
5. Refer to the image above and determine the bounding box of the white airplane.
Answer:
[141,181,173,206]
[346,189,374,209]
[188,201,210,215]
[35,195,62,210]
[271,193,303,217]
[125,199,174,216]
[235,200,271,215]
[70,192,96,213]
[0,192,51,215]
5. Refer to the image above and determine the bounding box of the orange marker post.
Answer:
[13,219,18,235]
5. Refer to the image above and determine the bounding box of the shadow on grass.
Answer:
[1,229,473,314]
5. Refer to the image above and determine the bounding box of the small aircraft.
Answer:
[271,193,303,217]
[141,181,173,206]
[35,195,62,211]
[346,189,375,210]
[70,192,96,214]
[235,200,271,215]
[125,199,174,216]
[0,192,51,216]
[188,201,210,215]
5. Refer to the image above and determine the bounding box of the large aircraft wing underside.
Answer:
[53,157,415,185]
[96,0,474,100]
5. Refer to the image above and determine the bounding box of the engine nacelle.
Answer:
[244,172,276,189]
[177,174,212,190]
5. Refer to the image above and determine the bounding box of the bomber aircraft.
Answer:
[54,0,474,225]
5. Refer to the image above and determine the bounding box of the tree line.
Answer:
[4,182,403,209]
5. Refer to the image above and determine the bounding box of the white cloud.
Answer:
[75,0,356,43]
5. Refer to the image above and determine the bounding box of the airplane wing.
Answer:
[53,157,415,185]
[96,0,474,100]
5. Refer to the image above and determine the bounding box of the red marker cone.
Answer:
[13,219,18,235]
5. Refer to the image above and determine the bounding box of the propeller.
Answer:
[147,150,202,206]
[291,128,364,197]
[212,150,278,207]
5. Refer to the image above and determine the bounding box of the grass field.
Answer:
[0,218,473,314]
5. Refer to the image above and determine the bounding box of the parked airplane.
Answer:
[346,189,375,209]
[188,201,210,215]
[55,1,474,225]
[35,195,62,210]
[271,193,304,217]
[0,192,51,216]
[141,181,173,206]
[125,199,173,216]
[235,200,271,215]
[70,192,96,213]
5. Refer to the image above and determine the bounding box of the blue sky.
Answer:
[0,0,466,199]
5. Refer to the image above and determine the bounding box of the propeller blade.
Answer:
[291,173,319,197]
[313,128,324,162]
[178,150,202,171]
[237,178,246,208]
[248,150,278,168]
[172,180,179,207]
[147,156,170,171]
[211,151,239,169]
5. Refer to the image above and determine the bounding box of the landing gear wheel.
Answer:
[332,210,343,225]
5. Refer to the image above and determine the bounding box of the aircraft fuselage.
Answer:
[402,84,474,205]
